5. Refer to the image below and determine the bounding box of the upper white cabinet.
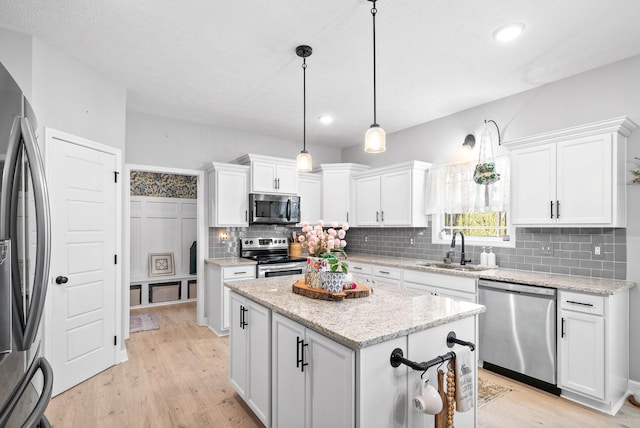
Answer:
[206,162,249,227]
[353,161,431,227]
[316,163,369,225]
[236,153,298,194]
[505,117,637,227]
[297,172,322,225]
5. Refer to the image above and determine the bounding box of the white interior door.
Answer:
[47,132,119,395]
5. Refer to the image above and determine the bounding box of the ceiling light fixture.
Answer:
[493,23,525,42]
[364,0,386,153]
[296,45,313,172]
[319,115,334,125]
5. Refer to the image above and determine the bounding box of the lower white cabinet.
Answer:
[558,289,628,415]
[229,292,271,427]
[206,262,255,336]
[349,262,373,285]
[372,265,403,287]
[272,313,355,428]
[403,270,476,303]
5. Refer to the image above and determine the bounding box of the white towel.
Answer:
[454,348,474,412]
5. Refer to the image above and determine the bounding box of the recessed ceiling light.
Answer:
[493,23,525,42]
[318,115,334,125]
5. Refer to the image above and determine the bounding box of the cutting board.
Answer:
[435,369,448,428]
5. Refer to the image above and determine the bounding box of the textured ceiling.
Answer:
[2,0,640,148]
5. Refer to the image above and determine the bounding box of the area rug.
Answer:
[478,376,511,408]
[130,313,159,333]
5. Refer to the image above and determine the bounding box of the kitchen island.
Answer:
[225,274,485,428]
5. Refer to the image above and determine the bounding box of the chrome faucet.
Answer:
[451,231,472,265]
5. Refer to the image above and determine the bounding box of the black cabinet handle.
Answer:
[301,341,309,372]
[566,300,594,307]
[234,271,247,275]
[245,210,248,222]
[240,305,248,329]
[556,200,560,218]
[550,201,554,219]
[376,211,379,222]
[561,317,565,338]
[55,276,68,285]
[381,211,384,222]
[296,336,303,369]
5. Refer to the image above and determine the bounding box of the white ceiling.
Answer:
[2,0,640,149]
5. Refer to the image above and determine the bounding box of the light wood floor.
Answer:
[46,302,640,427]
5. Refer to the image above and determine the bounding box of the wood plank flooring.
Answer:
[46,302,640,427]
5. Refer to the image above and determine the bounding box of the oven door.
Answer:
[257,262,305,278]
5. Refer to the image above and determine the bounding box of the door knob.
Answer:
[55,276,68,284]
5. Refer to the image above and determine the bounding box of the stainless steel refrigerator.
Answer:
[0,63,53,427]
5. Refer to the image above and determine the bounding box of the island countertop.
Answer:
[225,275,485,350]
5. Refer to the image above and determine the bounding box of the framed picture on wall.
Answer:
[149,253,175,276]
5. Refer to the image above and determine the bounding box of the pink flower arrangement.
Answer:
[298,220,349,258]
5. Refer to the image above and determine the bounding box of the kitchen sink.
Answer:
[416,262,492,271]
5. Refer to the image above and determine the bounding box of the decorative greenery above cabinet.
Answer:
[504,117,637,227]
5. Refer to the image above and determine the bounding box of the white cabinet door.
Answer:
[559,310,605,400]
[380,169,412,226]
[510,143,556,225]
[354,175,381,226]
[322,170,351,224]
[229,293,248,398]
[556,134,612,224]
[276,162,298,194]
[272,314,306,428]
[252,160,278,193]
[215,167,249,226]
[222,285,230,330]
[246,300,271,425]
[298,173,322,224]
[306,329,354,428]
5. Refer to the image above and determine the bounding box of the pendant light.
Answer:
[296,45,313,172]
[364,0,386,153]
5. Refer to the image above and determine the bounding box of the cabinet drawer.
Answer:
[224,265,256,279]
[560,291,604,316]
[403,270,476,294]
[349,262,372,275]
[372,266,402,280]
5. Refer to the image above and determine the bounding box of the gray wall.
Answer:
[342,54,640,382]
[125,110,342,170]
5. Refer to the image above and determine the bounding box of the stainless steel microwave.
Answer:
[249,193,301,225]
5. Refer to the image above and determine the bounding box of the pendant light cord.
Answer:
[371,1,378,125]
[303,58,307,152]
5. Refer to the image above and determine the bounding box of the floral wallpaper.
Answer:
[130,171,197,199]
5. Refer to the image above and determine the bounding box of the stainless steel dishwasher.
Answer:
[478,279,558,392]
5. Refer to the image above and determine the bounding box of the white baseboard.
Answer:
[629,379,640,394]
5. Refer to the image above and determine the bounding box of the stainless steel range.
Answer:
[240,237,307,278]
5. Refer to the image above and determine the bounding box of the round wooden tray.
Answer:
[292,279,373,301]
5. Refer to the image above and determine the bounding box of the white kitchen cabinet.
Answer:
[403,270,476,303]
[372,265,403,287]
[297,172,322,225]
[229,292,271,427]
[558,289,629,415]
[236,153,298,194]
[349,262,373,285]
[316,163,369,225]
[272,313,355,428]
[505,117,637,227]
[353,161,431,227]
[206,262,255,336]
[206,162,249,227]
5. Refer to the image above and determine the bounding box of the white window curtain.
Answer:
[425,155,510,214]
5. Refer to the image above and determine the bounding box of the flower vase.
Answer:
[322,271,347,293]
[305,257,325,289]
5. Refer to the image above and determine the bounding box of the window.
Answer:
[427,156,513,247]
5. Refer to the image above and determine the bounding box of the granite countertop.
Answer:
[225,275,485,350]
[347,254,634,295]
[205,257,257,267]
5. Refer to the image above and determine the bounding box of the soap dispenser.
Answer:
[480,247,488,267]
[487,247,496,268]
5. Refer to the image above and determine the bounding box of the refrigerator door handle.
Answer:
[0,356,53,428]
[0,117,52,351]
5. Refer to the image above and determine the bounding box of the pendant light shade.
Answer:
[365,124,386,153]
[364,0,386,153]
[296,45,313,172]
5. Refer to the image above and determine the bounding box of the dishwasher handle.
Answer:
[478,279,556,297]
